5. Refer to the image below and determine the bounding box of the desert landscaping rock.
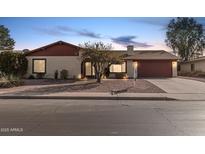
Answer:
[82,79,165,93]
[0,79,165,96]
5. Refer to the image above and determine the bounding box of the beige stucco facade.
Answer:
[27,56,178,79]
[180,60,205,73]
[26,56,82,79]
[25,41,178,79]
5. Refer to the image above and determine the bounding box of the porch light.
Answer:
[133,61,138,68]
[77,74,82,79]
[123,74,129,79]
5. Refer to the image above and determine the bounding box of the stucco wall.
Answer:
[180,63,191,72]
[195,60,205,72]
[27,56,82,79]
[180,60,205,72]
[126,60,134,78]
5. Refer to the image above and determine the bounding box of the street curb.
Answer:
[0,95,177,100]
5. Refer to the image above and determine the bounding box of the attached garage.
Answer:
[137,60,172,77]
[124,50,178,78]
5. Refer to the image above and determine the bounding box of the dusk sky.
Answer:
[1,17,205,51]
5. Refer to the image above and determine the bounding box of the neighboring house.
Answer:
[25,41,178,79]
[180,56,205,73]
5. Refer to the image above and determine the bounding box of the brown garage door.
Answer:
[138,60,172,77]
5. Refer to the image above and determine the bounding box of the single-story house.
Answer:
[25,41,178,79]
[179,56,205,73]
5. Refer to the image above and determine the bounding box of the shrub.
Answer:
[0,77,23,88]
[0,80,23,88]
[0,51,28,79]
[36,73,45,79]
[115,73,126,79]
[195,71,205,77]
[54,70,58,79]
[179,71,205,77]
[60,69,68,79]
[0,81,13,88]
[28,74,35,79]
[10,80,23,87]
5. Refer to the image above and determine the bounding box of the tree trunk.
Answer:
[96,72,102,83]
[97,76,101,83]
[104,67,110,78]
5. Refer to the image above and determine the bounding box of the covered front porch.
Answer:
[81,61,132,79]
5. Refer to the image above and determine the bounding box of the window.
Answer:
[110,62,126,73]
[33,59,46,73]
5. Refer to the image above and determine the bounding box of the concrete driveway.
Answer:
[146,78,205,94]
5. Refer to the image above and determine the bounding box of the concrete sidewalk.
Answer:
[45,92,205,101]
[1,92,205,101]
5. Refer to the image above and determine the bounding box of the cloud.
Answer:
[78,29,101,38]
[111,36,153,48]
[56,26,74,32]
[33,26,102,38]
[33,27,67,36]
[56,26,101,38]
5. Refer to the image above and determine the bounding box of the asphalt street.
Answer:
[0,99,205,135]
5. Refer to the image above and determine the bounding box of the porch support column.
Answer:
[126,60,134,78]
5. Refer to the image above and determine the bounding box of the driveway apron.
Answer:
[146,78,205,94]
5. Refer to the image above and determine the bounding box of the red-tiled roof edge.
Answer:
[25,40,82,56]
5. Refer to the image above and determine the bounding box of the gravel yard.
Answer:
[0,79,165,96]
[82,79,165,93]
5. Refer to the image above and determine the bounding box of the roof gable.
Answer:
[26,41,81,56]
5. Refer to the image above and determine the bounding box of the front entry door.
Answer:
[85,62,95,77]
